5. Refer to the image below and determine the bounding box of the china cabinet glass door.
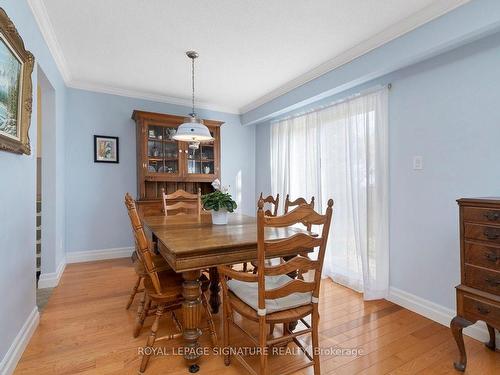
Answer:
[146,124,180,176]
[185,129,216,176]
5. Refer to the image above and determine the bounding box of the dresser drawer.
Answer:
[464,223,500,244]
[464,264,500,295]
[462,293,500,327]
[464,242,500,271]
[463,206,500,225]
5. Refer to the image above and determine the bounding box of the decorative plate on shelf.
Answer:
[166,128,177,139]
[148,165,156,172]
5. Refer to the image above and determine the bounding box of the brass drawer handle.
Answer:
[485,278,500,287]
[484,211,500,221]
[476,305,490,315]
[483,228,500,240]
[485,252,499,262]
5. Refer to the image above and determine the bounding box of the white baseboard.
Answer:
[37,259,66,289]
[38,247,134,286]
[0,307,39,375]
[387,287,500,347]
[66,246,134,264]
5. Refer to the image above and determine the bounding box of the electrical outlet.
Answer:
[413,156,423,170]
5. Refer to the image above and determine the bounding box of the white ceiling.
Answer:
[30,0,469,113]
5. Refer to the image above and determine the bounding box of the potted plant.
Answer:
[202,180,237,225]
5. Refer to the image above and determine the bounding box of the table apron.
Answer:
[157,242,313,272]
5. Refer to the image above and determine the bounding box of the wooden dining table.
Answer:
[141,212,311,373]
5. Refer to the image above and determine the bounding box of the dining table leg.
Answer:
[182,270,203,373]
[208,267,221,314]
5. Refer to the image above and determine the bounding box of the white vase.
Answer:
[211,209,228,225]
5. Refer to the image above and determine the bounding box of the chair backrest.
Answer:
[256,198,333,313]
[125,193,162,294]
[284,195,315,214]
[258,192,279,217]
[284,195,315,230]
[161,188,201,218]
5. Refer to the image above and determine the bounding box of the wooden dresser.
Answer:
[451,198,500,371]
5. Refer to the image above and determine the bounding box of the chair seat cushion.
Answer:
[227,274,312,314]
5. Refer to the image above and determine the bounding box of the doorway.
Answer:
[35,67,57,311]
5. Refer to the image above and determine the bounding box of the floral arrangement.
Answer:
[202,179,237,212]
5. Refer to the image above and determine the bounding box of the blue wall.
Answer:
[256,30,500,310]
[0,0,67,368]
[388,31,500,309]
[65,88,255,253]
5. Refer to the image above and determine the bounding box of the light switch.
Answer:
[413,156,423,170]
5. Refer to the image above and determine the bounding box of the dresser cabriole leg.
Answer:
[451,315,473,372]
[485,324,496,351]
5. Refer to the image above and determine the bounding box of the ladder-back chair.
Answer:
[124,193,217,373]
[161,188,201,218]
[125,247,171,310]
[125,194,171,310]
[218,198,334,375]
[259,192,279,217]
[266,195,316,335]
[283,194,315,278]
[246,193,280,272]
[252,194,314,276]
[126,189,200,309]
[284,194,315,216]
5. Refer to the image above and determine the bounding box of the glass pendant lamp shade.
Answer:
[174,114,214,142]
[172,50,214,143]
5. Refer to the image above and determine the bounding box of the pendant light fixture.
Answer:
[173,51,214,143]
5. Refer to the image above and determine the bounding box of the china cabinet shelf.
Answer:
[148,157,179,161]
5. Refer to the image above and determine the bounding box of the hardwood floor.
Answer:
[15,258,498,375]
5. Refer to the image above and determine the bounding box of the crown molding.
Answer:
[27,0,239,114]
[239,0,471,114]
[67,80,240,114]
[29,0,470,116]
[27,0,71,82]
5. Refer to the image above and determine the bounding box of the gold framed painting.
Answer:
[0,8,34,155]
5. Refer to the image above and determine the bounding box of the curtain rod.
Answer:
[271,83,391,124]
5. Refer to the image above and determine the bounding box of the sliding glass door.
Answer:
[270,88,389,300]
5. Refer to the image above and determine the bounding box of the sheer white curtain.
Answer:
[270,88,389,300]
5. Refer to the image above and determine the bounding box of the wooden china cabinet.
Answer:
[132,110,223,216]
